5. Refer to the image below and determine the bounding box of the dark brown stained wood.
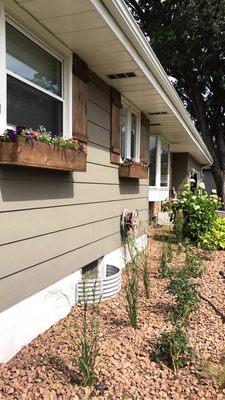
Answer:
[89,69,111,95]
[119,164,148,179]
[110,87,122,164]
[72,75,88,143]
[73,54,89,83]
[140,112,150,163]
[72,54,88,144]
[0,138,86,172]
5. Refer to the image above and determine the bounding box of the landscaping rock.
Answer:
[0,228,224,399]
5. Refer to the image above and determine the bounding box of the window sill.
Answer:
[119,164,148,179]
[0,137,87,172]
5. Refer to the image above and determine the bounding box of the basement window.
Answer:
[81,257,103,279]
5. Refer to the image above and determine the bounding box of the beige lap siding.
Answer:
[0,71,149,312]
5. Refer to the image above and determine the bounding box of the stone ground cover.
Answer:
[0,228,225,400]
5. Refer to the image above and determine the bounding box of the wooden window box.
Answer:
[119,164,148,179]
[0,137,87,172]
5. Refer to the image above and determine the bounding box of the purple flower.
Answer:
[50,132,57,138]
[7,129,17,142]
[16,125,26,136]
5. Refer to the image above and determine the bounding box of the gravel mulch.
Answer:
[0,228,225,400]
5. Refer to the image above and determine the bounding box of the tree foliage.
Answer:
[125,0,225,200]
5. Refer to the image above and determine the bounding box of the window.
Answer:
[6,23,63,134]
[149,136,170,188]
[160,140,169,187]
[149,136,157,186]
[120,101,140,160]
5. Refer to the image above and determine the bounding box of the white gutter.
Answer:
[90,0,212,165]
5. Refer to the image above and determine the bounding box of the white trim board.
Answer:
[149,188,169,202]
[0,0,6,132]
[0,235,147,363]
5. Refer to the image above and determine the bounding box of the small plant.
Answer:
[124,236,140,329]
[166,275,198,325]
[158,258,171,278]
[141,235,150,299]
[142,262,150,299]
[203,355,225,389]
[184,250,205,278]
[158,241,174,278]
[163,241,173,263]
[125,272,139,329]
[158,253,171,278]
[155,330,193,373]
[174,209,184,243]
[74,280,100,386]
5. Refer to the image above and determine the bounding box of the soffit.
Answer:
[12,0,210,164]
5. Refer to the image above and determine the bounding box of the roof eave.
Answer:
[91,0,212,165]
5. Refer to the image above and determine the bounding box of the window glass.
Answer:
[7,75,63,134]
[161,141,169,187]
[131,113,137,159]
[149,136,157,186]
[6,23,62,96]
[121,107,128,158]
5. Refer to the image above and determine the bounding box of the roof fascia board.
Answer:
[90,0,212,164]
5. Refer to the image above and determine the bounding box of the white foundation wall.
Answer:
[0,235,147,363]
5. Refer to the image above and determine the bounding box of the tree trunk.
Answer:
[211,164,225,208]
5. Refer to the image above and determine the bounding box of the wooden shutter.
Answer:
[110,88,122,164]
[72,54,88,144]
[140,112,150,162]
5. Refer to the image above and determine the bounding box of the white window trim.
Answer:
[6,69,64,103]
[0,2,73,138]
[149,135,170,190]
[121,96,141,161]
[0,0,6,133]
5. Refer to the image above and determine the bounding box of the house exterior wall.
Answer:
[0,71,149,313]
[203,168,216,193]
[171,153,189,196]
[171,153,202,197]
[188,154,201,174]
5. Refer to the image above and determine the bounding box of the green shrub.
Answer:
[155,330,193,372]
[166,275,198,325]
[200,216,225,250]
[165,185,221,242]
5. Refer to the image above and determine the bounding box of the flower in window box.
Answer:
[120,157,150,168]
[7,129,17,142]
[1,125,84,152]
[16,125,26,136]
